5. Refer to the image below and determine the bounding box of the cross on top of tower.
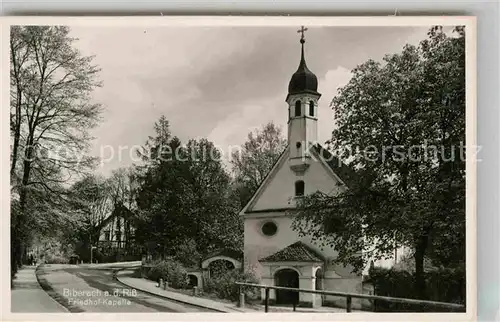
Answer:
[297,26,308,43]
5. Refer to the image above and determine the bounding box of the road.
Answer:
[35,264,214,313]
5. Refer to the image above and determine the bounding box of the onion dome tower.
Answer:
[286,26,321,175]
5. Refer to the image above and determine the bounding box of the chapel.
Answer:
[241,27,366,308]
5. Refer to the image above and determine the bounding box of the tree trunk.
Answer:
[414,234,429,301]
[10,108,21,178]
[13,133,35,272]
[10,34,24,180]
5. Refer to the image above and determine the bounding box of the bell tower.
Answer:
[286,26,321,175]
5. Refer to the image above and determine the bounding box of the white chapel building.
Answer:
[241,31,385,308]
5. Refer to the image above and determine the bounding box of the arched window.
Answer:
[315,268,324,291]
[309,101,315,116]
[295,100,301,117]
[295,180,305,196]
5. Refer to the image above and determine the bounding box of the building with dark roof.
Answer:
[240,28,376,309]
[96,202,142,262]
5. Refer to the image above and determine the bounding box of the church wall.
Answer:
[244,215,300,278]
[250,148,343,212]
[362,245,410,275]
[322,277,364,309]
[244,147,358,283]
[244,215,359,280]
[305,118,318,145]
[288,119,306,160]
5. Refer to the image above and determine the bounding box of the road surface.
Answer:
[32,264,214,313]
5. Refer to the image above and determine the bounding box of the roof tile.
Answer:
[259,241,325,262]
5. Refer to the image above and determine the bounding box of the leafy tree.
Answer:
[291,26,465,299]
[230,121,287,207]
[134,118,186,256]
[181,138,242,253]
[171,238,201,268]
[134,116,243,260]
[108,167,138,211]
[10,26,102,273]
[66,174,111,261]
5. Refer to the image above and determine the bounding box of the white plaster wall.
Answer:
[259,264,321,305]
[244,149,354,279]
[257,263,362,308]
[287,94,319,159]
[187,272,203,289]
[305,118,318,145]
[250,149,342,212]
[243,215,360,283]
[243,139,364,308]
[98,220,114,241]
[362,245,410,275]
[323,277,364,309]
[244,216,321,278]
[289,118,306,159]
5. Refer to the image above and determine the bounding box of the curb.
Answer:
[114,269,242,313]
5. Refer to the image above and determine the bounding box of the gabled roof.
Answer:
[311,143,357,188]
[239,145,290,214]
[259,241,325,263]
[98,202,137,231]
[240,143,357,215]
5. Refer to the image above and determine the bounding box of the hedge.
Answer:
[204,269,259,302]
[368,266,465,312]
[145,259,189,289]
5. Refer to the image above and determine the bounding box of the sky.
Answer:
[69,25,431,176]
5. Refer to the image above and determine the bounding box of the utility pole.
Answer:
[90,234,97,264]
[90,235,93,264]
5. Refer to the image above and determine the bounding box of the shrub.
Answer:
[172,239,201,268]
[146,260,189,289]
[368,266,465,312]
[204,269,259,302]
[208,259,235,278]
[45,255,69,264]
[131,267,142,278]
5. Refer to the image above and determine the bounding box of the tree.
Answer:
[134,117,184,256]
[108,167,138,210]
[230,121,287,207]
[10,26,102,273]
[134,116,243,262]
[291,26,465,300]
[180,138,242,253]
[66,174,111,261]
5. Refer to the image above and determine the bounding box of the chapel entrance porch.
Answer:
[274,268,299,305]
[258,241,326,308]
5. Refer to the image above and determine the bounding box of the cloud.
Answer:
[68,26,431,176]
[206,95,285,160]
[316,66,353,144]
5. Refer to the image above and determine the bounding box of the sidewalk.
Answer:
[116,271,354,313]
[11,266,68,313]
[117,272,245,312]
